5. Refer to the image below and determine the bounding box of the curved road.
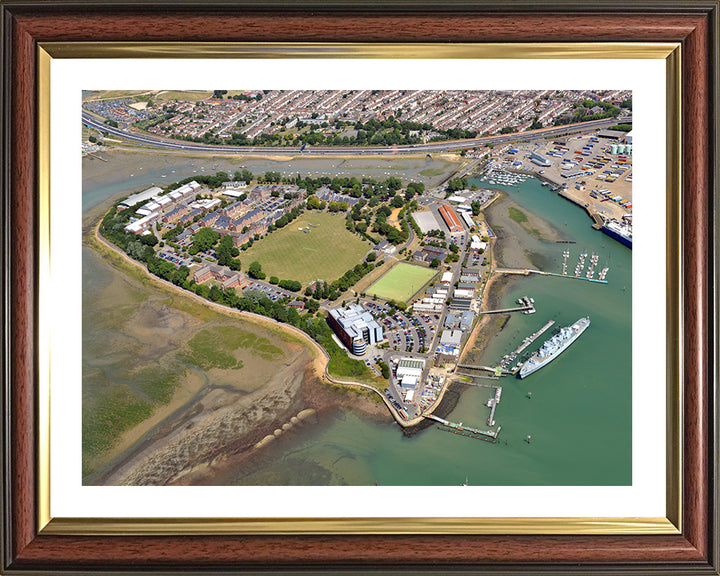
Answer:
[83,111,630,156]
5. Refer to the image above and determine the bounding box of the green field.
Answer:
[368,262,437,302]
[241,211,372,285]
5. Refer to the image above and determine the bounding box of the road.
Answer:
[83,111,630,157]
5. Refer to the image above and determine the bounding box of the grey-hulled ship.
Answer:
[519,317,590,379]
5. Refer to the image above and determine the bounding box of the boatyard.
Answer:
[474,129,633,246]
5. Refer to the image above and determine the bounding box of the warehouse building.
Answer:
[119,186,163,209]
[396,357,425,388]
[440,329,462,347]
[438,204,464,233]
[597,129,627,140]
[449,297,472,311]
[530,151,553,167]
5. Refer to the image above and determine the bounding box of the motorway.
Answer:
[83,111,631,157]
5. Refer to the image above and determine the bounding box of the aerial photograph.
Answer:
[81,89,633,487]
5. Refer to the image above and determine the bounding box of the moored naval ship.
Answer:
[601,219,632,248]
[519,317,590,378]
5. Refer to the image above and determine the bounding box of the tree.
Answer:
[247,261,265,279]
[378,361,390,379]
[391,195,404,208]
[386,176,402,191]
[279,279,302,291]
[305,299,320,313]
[366,252,377,262]
[430,258,440,268]
[448,177,468,192]
[471,200,482,216]
[215,235,234,266]
[269,276,279,285]
[191,227,220,253]
[208,285,223,302]
[139,234,158,246]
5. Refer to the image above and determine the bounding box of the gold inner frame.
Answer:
[36,42,682,536]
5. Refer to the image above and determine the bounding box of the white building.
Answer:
[458,210,474,229]
[119,186,163,209]
[470,235,487,251]
[440,329,462,347]
[124,212,159,234]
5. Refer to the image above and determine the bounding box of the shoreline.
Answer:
[84,213,402,485]
[456,184,563,368]
[88,145,459,165]
[88,206,415,417]
[459,273,517,367]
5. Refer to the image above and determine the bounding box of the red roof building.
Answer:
[438,204,464,233]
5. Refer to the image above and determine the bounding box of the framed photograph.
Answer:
[2,1,717,574]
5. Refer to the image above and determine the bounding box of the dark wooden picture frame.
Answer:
[1,1,717,573]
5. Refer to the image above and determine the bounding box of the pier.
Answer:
[454,371,501,380]
[481,295,535,315]
[456,364,503,375]
[494,267,607,284]
[513,320,555,356]
[495,319,556,375]
[486,386,502,426]
[481,305,533,314]
[536,270,607,284]
[451,378,500,387]
[424,414,499,442]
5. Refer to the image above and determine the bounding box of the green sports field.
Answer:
[368,263,437,302]
[241,211,372,285]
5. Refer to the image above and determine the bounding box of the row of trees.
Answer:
[447,177,468,192]
[184,282,367,379]
[271,206,302,231]
[555,100,621,126]
[304,257,379,303]
[100,206,191,287]
[161,112,481,148]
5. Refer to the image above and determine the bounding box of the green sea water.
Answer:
[83,168,632,486]
[223,177,632,486]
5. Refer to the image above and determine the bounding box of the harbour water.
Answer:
[83,162,631,486]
